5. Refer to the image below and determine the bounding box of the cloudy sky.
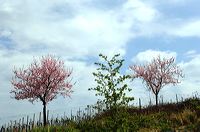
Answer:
[0,0,200,125]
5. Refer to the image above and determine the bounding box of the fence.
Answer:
[0,104,102,132]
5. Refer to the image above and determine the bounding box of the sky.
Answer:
[0,0,200,125]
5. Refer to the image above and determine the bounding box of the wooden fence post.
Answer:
[10,121,12,131]
[26,115,29,131]
[33,113,35,128]
[139,98,141,110]
[7,123,9,131]
[176,94,178,103]
[18,118,21,131]
[149,98,152,106]
[71,109,73,120]
[29,119,32,129]
[22,117,24,125]
[51,115,54,126]
[14,120,16,128]
[4,124,6,132]
[39,112,41,126]
[47,110,49,125]
[89,106,92,117]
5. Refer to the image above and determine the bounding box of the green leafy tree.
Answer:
[89,53,134,109]
[89,53,134,131]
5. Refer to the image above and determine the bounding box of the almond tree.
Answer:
[130,56,183,106]
[11,55,73,126]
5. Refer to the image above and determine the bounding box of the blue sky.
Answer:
[0,0,200,125]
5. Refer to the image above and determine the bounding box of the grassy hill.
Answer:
[28,97,200,132]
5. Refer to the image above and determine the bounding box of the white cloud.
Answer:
[173,54,200,98]
[131,49,177,63]
[186,50,196,55]
[0,29,12,37]
[166,0,186,4]
[185,50,198,58]
[120,1,200,38]
[170,20,200,37]
[150,0,187,5]
[0,0,160,58]
[122,0,159,23]
[179,55,200,83]
[132,18,200,38]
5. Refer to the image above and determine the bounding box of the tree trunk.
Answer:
[155,93,158,106]
[43,102,47,126]
[112,108,118,132]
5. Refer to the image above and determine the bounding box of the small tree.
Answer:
[11,55,73,126]
[130,56,183,106]
[89,54,134,131]
[89,54,134,110]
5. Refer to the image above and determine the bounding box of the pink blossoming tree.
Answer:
[11,55,73,126]
[130,56,183,106]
